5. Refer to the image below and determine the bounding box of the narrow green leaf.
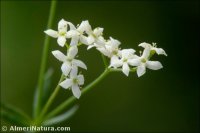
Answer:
[33,87,39,118]
[33,68,54,118]
[1,103,31,126]
[42,68,54,106]
[42,105,78,126]
[1,111,28,126]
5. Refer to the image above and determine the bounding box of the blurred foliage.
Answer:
[1,102,31,126]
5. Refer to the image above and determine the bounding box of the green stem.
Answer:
[44,69,110,120]
[101,54,108,68]
[38,74,64,121]
[35,0,57,117]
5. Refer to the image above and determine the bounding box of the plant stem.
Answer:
[101,54,108,68]
[44,69,110,120]
[35,0,57,117]
[38,74,64,120]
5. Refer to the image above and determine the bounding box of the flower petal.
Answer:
[110,56,122,68]
[66,30,79,38]
[58,19,67,30]
[67,22,76,30]
[59,78,73,89]
[61,62,71,76]
[87,45,95,50]
[138,42,151,48]
[109,37,121,46]
[57,36,66,47]
[142,45,151,59]
[78,20,92,33]
[52,50,66,62]
[44,29,58,38]
[80,35,88,45]
[87,35,95,44]
[68,46,78,59]
[70,67,78,78]
[154,48,167,56]
[77,75,84,85]
[70,36,79,46]
[93,27,103,36]
[72,84,81,99]
[128,58,140,66]
[137,64,146,77]
[97,47,110,57]
[121,49,135,58]
[72,59,87,70]
[146,61,163,70]
[122,63,130,76]
[96,36,106,46]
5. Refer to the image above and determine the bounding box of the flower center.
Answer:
[123,58,128,62]
[92,33,96,38]
[112,50,118,55]
[73,78,78,84]
[66,57,73,62]
[59,31,66,36]
[79,31,83,35]
[141,58,146,63]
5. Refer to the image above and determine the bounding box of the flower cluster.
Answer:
[45,19,167,99]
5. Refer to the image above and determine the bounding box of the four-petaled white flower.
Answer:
[139,42,167,56]
[52,46,87,76]
[110,49,140,76]
[44,19,68,47]
[86,27,105,49]
[60,67,84,99]
[66,20,90,46]
[97,37,121,58]
[135,45,163,77]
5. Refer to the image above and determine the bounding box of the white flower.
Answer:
[67,20,105,49]
[136,45,163,77]
[60,67,84,99]
[139,42,167,56]
[66,20,91,46]
[110,49,140,76]
[52,46,87,76]
[77,20,92,34]
[97,37,121,58]
[44,19,68,47]
[86,27,105,49]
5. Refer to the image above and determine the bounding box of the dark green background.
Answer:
[1,0,199,132]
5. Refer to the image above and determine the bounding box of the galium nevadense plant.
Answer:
[1,1,167,129]
[45,19,167,98]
